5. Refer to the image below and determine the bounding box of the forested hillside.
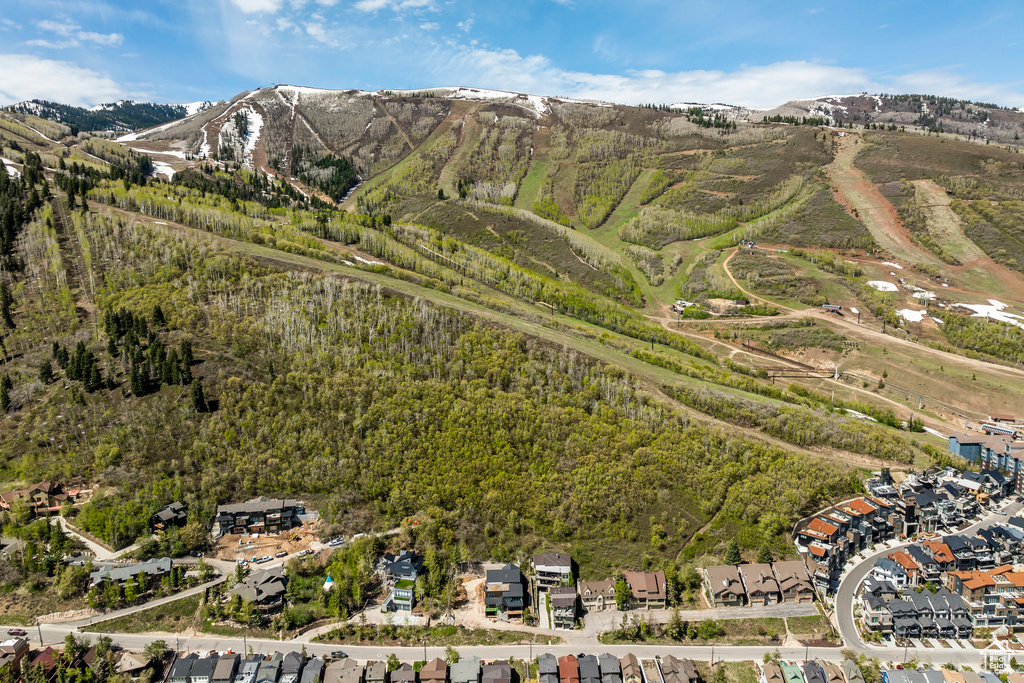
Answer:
[6,100,200,134]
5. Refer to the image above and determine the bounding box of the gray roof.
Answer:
[171,654,198,681]
[282,653,305,676]
[391,664,416,683]
[192,657,219,681]
[538,655,559,676]
[450,658,481,683]
[481,663,511,683]
[579,655,600,681]
[218,497,301,515]
[597,655,619,677]
[534,552,572,570]
[365,662,387,682]
[91,557,172,584]
[229,567,287,604]
[301,660,324,683]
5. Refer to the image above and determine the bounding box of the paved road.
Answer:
[833,498,1023,658]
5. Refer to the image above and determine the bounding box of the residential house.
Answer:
[214,497,304,536]
[235,657,263,683]
[152,502,187,532]
[300,660,324,683]
[538,656,559,683]
[192,656,218,683]
[772,561,815,603]
[421,659,447,683]
[859,592,893,635]
[116,653,151,676]
[739,563,780,605]
[579,656,601,683]
[703,565,746,607]
[622,570,667,609]
[659,657,698,683]
[578,580,616,612]
[214,655,240,683]
[887,551,922,587]
[381,551,423,612]
[391,664,416,683]
[89,557,172,589]
[760,663,784,683]
[871,558,908,589]
[550,586,578,629]
[0,638,29,678]
[482,663,511,683]
[28,648,59,683]
[558,657,580,683]
[922,540,957,575]
[921,671,946,683]
[450,658,480,683]
[800,663,825,683]
[779,663,803,683]
[281,653,305,683]
[257,655,283,683]
[171,654,199,683]
[0,482,69,517]
[364,663,387,683]
[485,563,526,620]
[906,546,941,583]
[533,552,573,590]
[819,663,844,683]
[598,654,620,683]
[841,661,864,683]
[619,656,641,683]
[324,661,363,683]
[228,567,287,614]
[234,655,262,683]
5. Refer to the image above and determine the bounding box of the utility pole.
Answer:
[36,621,42,647]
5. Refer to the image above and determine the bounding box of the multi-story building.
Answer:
[485,563,525,620]
[549,586,577,630]
[533,553,573,590]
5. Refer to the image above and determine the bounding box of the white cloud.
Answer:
[0,53,125,107]
[456,17,473,32]
[304,21,348,48]
[353,0,433,12]
[78,31,123,46]
[33,18,123,47]
[419,22,438,30]
[228,0,284,13]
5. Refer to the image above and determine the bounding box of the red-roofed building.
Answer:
[888,550,922,586]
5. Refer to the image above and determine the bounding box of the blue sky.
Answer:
[1,0,1023,109]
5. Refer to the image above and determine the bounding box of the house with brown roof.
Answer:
[621,570,666,609]
[550,586,578,629]
[558,656,580,683]
[421,659,447,683]
[922,540,957,573]
[771,561,815,603]
[887,551,922,587]
[659,656,698,683]
[482,663,511,683]
[703,565,746,607]
[0,482,69,518]
[739,563,780,605]
[797,518,840,545]
[0,638,29,678]
[578,580,616,613]
[759,662,784,683]
[619,656,641,683]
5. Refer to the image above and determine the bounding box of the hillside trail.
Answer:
[826,133,943,268]
[373,97,415,151]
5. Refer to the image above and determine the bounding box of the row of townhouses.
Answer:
[703,562,815,607]
[796,464,1016,595]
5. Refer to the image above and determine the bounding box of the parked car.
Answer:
[236,559,247,566]
[275,551,288,558]
[7,629,26,636]
[329,651,347,660]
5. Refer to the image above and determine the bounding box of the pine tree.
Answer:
[0,281,14,328]
[39,360,53,384]
[87,363,102,392]
[724,540,742,565]
[756,543,773,564]
[0,375,11,412]
[191,378,207,413]
[129,363,144,396]
[152,304,166,327]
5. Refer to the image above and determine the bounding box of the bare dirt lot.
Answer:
[209,520,324,562]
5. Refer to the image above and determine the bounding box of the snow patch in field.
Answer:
[882,261,903,269]
[240,108,263,166]
[354,256,384,266]
[898,308,927,322]
[2,158,21,178]
[954,299,1024,330]
[183,102,209,116]
[867,281,898,292]
[151,161,175,179]
[117,117,184,142]
[931,317,944,325]
[128,146,188,159]
[912,290,935,300]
